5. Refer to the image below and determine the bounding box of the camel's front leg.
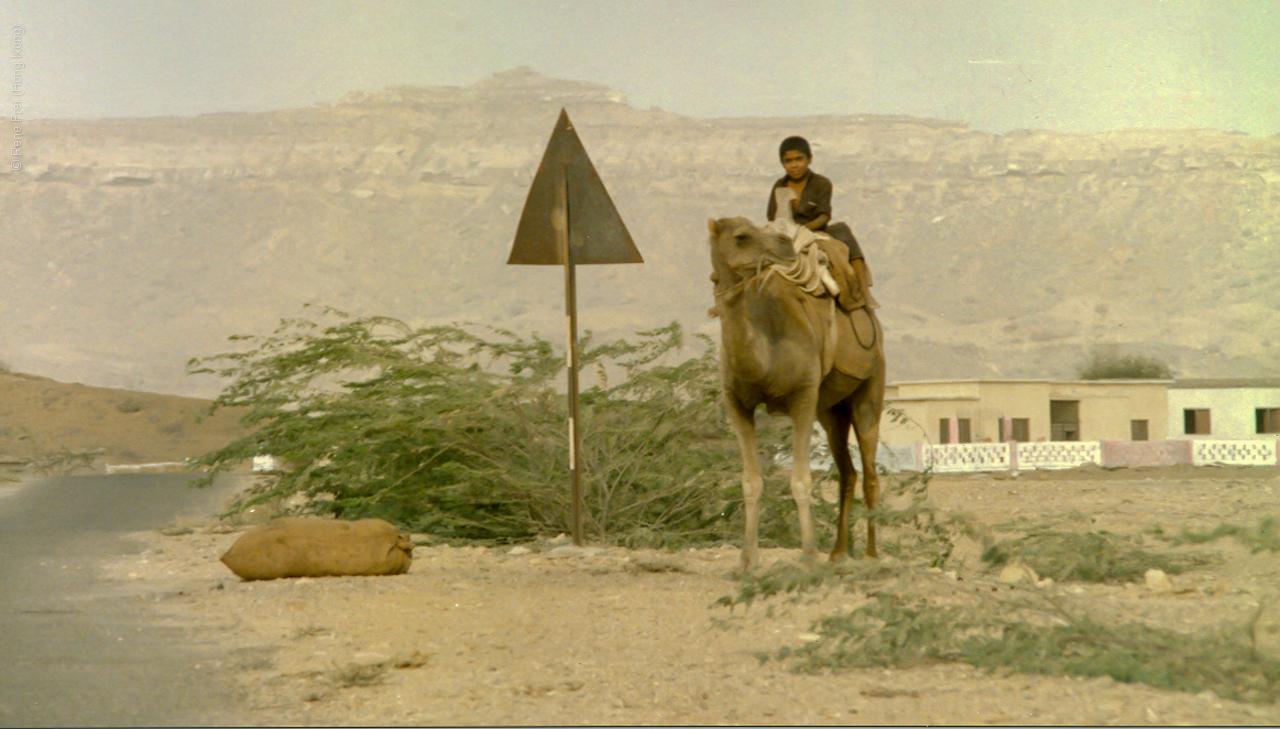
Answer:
[788,403,819,564]
[725,397,763,572]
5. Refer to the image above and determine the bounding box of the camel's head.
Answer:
[707,217,796,276]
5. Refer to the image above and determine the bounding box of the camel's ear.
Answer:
[707,218,720,235]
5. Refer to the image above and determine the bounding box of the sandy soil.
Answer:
[93,466,1280,726]
[0,372,247,468]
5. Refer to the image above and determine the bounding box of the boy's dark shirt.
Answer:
[765,170,865,260]
[766,172,833,229]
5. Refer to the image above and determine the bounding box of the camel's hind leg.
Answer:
[851,376,885,558]
[725,397,764,571]
[820,402,857,561]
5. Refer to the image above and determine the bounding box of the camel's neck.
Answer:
[711,256,776,307]
[715,269,805,355]
[714,272,826,411]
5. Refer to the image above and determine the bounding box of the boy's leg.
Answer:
[826,222,863,259]
[852,257,879,309]
[813,236,864,311]
[826,223,878,310]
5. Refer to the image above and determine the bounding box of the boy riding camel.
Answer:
[766,135,877,310]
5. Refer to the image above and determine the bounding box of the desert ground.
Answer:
[4,372,1280,724]
[87,465,1280,726]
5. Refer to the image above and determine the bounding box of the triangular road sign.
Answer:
[508,109,642,265]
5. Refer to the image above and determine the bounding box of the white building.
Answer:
[1167,379,1280,440]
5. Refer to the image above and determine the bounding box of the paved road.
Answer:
[0,473,250,727]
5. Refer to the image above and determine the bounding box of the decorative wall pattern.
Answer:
[923,443,1011,473]
[819,439,1276,473]
[1192,439,1278,466]
[1016,441,1103,470]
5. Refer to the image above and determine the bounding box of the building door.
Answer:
[1050,400,1080,441]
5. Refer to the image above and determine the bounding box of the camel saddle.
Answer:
[707,228,877,326]
[829,301,880,378]
[802,235,880,375]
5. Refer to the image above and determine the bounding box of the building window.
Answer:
[1131,420,1149,441]
[1001,418,1030,442]
[1184,408,1211,435]
[1050,400,1080,441]
[938,418,972,444]
[1257,408,1280,435]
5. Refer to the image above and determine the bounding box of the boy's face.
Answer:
[781,150,811,181]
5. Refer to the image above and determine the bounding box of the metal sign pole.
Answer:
[558,164,585,547]
[508,109,642,548]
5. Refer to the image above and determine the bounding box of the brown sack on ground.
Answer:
[220,516,413,581]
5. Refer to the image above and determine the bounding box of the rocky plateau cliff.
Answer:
[3,67,1277,397]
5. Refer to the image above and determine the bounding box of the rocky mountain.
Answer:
[2,67,1277,397]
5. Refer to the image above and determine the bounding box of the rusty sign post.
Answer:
[508,109,643,546]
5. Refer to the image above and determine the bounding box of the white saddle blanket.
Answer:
[763,191,841,298]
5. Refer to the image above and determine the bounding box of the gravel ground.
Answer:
[96,466,1280,726]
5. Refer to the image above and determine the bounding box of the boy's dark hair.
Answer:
[779,136,812,160]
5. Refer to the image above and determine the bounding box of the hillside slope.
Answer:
[0,372,246,467]
[3,68,1277,396]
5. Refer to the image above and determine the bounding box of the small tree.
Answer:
[1078,350,1174,380]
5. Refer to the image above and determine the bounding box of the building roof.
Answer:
[1170,378,1280,389]
[888,377,1280,390]
[889,378,1172,386]
[885,395,979,403]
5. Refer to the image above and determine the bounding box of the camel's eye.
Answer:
[734,233,752,245]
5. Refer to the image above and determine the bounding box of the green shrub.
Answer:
[767,593,1280,704]
[115,397,145,413]
[1078,350,1173,379]
[1158,517,1280,553]
[28,447,103,476]
[981,530,1215,583]
[189,307,776,545]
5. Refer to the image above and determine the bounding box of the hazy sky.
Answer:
[3,0,1277,135]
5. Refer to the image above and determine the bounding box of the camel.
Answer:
[707,217,886,571]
